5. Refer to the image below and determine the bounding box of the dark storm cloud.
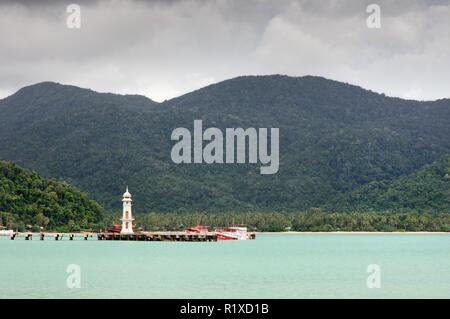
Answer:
[0,0,449,101]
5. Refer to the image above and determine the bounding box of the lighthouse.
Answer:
[120,187,135,234]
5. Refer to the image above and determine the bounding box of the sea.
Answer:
[0,233,449,298]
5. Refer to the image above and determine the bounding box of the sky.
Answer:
[0,0,449,101]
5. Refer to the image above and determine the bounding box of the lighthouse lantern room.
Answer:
[120,187,135,234]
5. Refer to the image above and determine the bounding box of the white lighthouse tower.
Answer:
[120,187,134,234]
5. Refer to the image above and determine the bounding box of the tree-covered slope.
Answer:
[329,155,450,213]
[0,76,449,213]
[0,161,105,229]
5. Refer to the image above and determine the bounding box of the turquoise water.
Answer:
[0,234,449,298]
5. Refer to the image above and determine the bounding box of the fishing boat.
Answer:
[215,226,249,240]
[106,224,122,233]
[185,225,210,233]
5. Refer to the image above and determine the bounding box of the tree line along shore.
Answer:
[1,161,449,233]
[3,210,449,233]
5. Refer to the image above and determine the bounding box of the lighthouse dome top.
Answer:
[123,186,132,198]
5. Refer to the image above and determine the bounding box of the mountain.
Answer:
[330,155,450,213]
[0,75,449,213]
[0,161,105,230]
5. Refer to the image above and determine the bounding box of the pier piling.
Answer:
[95,231,226,242]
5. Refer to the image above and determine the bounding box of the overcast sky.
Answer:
[0,0,449,101]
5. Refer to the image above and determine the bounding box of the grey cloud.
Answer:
[0,0,449,101]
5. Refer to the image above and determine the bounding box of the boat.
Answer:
[215,226,249,240]
[185,225,210,233]
[183,224,254,240]
[0,230,14,236]
[106,224,122,233]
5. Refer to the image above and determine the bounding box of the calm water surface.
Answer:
[0,234,449,298]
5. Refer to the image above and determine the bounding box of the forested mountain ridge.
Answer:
[0,161,105,230]
[0,75,449,213]
[329,155,450,212]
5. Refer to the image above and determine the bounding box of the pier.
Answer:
[9,233,95,241]
[98,231,219,242]
[8,231,256,242]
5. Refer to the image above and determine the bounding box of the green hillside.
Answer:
[0,161,105,230]
[0,75,450,213]
[330,155,450,213]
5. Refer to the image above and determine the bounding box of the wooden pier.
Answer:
[97,231,220,242]
[8,231,256,242]
[9,233,94,241]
